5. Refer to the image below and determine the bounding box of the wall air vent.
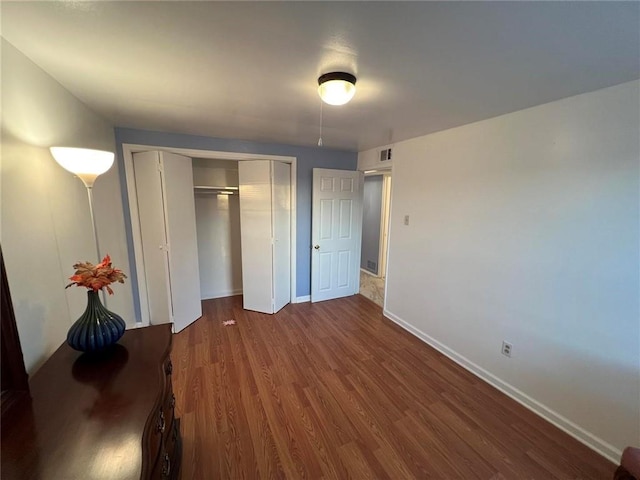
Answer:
[380,148,392,162]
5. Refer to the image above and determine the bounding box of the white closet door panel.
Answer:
[272,161,291,313]
[132,151,171,324]
[311,168,363,302]
[239,160,274,313]
[160,151,202,332]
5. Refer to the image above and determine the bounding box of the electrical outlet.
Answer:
[501,341,513,357]
[404,215,410,226]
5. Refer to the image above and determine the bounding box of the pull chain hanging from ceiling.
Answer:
[318,97,323,147]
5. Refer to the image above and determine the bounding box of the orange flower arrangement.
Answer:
[65,255,127,295]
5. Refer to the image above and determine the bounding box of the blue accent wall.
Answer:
[115,128,357,317]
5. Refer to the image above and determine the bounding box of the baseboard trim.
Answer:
[382,308,621,464]
[201,289,243,301]
[293,295,310,303]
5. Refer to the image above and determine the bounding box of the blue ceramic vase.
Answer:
[67,290,126,352]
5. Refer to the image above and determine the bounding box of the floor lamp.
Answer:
[50,147,115,304]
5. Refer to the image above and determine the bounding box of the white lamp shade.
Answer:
[318,79,357,106]
[50,147,115,187]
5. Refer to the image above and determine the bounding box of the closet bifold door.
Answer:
[133,151,202,331]
[238,160,291,314]
[160,152,202,332]
[271,161,291,313]
[133,151,173,325]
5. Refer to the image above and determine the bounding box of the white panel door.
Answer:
[239,160,274,313]
[160,152,203,332]
[311,168,363,302]
[132,151,172,324]
[272,161,291,313]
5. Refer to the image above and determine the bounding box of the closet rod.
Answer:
[193,185,239,191]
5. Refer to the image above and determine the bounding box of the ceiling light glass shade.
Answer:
[318,72,357,106]
[50,147,115,187]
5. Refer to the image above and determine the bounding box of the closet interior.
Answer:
[192,158,243,301]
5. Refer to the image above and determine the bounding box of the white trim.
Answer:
[293,295,310,303]
[360,268,378,277]
[289,163,297,307]
[363,167,392,175]
[379,173,392,278]
[122,143,297,325]
[381,163,395,312]
[355,172,364,296]
[201,289,243,301]
[123,147,150,325]
[381,308,621,464]
[125,144,295,164]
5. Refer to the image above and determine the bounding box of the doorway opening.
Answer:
[359,170,391,307]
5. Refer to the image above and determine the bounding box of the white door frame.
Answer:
[122,143,297,326]
[379,173,392,278]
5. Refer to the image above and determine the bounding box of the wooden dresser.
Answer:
[1,324,181,480]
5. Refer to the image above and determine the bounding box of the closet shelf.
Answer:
[194,185,238,195]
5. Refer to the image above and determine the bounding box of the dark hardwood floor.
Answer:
[172,295,614,479]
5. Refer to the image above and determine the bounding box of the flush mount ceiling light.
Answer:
[317,72,357,106]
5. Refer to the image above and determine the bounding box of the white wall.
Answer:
[193,158,239,187]
[358,143,394,171]
[1,40,135,373]
[193,159,242,299]
[382,80,639,460]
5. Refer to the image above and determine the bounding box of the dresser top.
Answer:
[1,324,172,480]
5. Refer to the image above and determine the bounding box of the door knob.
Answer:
[314,245,320,250]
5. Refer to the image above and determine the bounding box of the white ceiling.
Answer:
[2,1,638,152]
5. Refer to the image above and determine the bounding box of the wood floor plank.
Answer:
[338,441,388,480]
[406,403,498,479]
[426,401,525,480]
[302,403,352,479]
[304,378,359,447]
[172,295,615,479]
[242,386,286,480]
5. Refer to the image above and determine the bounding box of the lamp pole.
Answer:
[85,185,107,305]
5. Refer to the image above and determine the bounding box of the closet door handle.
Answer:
[314,245,320,250]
